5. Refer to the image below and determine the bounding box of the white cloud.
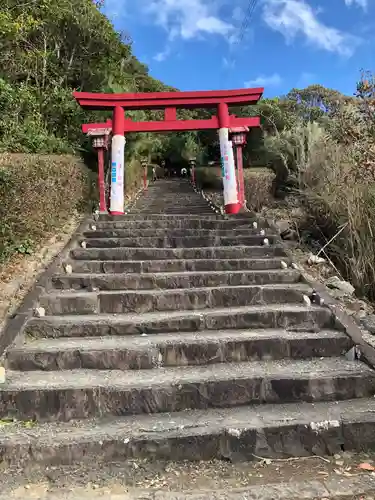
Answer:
[263,0,361,57]
[232,6,244,22]
[245,73,282,87]
[344,0,367,8]
[103,0,127,20]
[146,0,234,40]
[222,56,235,68]
[297,71,316,87]
[153,47,171,62]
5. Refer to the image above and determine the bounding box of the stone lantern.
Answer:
[229,126,248,208]
[87,127,111,214]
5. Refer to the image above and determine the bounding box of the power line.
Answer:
[222,0,260,87]
[237,0,259,44]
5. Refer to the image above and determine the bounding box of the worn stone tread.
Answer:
[1,398,375,467]
[82,235,279,249]
[92,220,265,230]
[38,284,313,315]
[83,228,274,238]
[65,258,289,274]
[24,303,334,338]
[71,245,286,261]
[50,270,301,291]
[14,328,348,351]
[99,214,228,220]
[52,269,300,279]
[7,329,351,371]
[1,357,372,390]
[1,396,373,442]
[42,283,311,298]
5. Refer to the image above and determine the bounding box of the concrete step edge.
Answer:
[2,358,372,392]
[1,398,375,468]
[12,329,348,352]
[40,283,312,299]
[26,303,330,325]
[51,269,300,279]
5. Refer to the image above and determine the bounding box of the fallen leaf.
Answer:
[358,462,375,471]
[343,471,354,477]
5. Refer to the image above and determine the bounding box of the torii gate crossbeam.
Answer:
[74,87,264,215]
[82,116,260,134]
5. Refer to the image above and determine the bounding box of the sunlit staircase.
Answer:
[1,178,375,467]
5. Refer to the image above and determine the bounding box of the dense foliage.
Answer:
[0,0,191,158]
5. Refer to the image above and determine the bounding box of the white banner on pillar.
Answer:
[219,128,238,207]
[110,134,125,213]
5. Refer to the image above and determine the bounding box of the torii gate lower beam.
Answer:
[82,116,260,134]
[74,87,264,215]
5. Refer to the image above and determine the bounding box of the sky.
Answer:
[102,0,375,97]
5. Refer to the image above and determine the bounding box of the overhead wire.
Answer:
[222,0,260,86]
[236,0,259,44]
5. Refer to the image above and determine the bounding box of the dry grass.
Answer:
[268,121,375,300]
[302,143,375,299]
[244,168,275,212]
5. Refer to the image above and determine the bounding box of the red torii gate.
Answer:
[73,87,263,215]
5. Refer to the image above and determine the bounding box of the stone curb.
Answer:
[0,217,91,357]
[265,216,375,370]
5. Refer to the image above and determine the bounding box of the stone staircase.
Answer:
[1,179,375,467]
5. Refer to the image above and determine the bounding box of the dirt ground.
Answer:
[1,452,375,499]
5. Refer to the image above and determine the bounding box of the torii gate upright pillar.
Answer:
[110,106,125,215]
[218,103,240,214]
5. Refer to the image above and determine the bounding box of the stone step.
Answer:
[130,210,216,214]
[92,219,264,230]
[0,358,373,421]
[99,214,255,221]
[71,245,286,261]
[81,235,278,249]
[132,202,213,205]
[50,270,301,291]
[64,258,290,274]
[83,228,273,238]
[24,304,334,338]
[39,284,311,315]
[99,214,225,221]
[132,205,212,210]
[129,210,216,215]
[7,329,351,371]
[1,397,374,466]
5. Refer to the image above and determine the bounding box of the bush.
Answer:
[195,166,222,190]
[0,153,96,263]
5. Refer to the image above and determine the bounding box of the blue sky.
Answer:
[103,0,375,97]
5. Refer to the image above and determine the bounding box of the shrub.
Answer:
[195,166,222,190]
[0,153,96,263]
